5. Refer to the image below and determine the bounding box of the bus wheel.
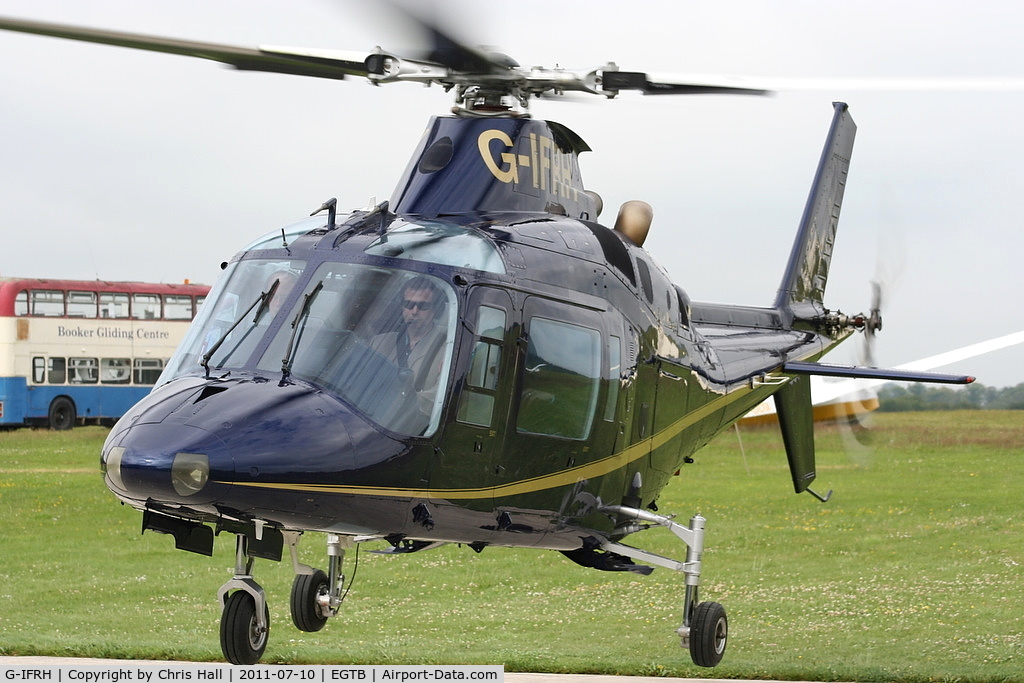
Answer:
[48,397,76,431]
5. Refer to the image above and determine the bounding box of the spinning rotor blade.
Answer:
[860,280,883,367]
[765,76,1024,92]
[413,13,515,75]
[422,28,513,75]
[0,13,772,111]
[360,0,517,75]
[0,15,371,80]
[601,70,770,96]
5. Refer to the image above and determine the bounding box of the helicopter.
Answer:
[0,9,976,668]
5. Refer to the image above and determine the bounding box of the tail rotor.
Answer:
[859,279,884,367]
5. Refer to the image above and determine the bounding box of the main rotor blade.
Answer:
[372,0,515,75]
[0,15,371,80]
[601,70,771,96]
[418,21,513,74]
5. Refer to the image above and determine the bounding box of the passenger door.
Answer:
[496,297,607,506]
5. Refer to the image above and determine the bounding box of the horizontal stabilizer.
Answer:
[783,360,975,385]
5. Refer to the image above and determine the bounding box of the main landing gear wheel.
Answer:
[689,601,728,668]
[290,569,330,632]
[220,591,269,665]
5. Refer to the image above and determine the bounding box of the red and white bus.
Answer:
[0,277,209,429]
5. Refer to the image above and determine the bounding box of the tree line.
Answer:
[878,382,1024,411]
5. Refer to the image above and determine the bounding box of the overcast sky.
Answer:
[1,0,1022,386]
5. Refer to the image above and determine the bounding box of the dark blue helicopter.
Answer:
[0,11,973,667]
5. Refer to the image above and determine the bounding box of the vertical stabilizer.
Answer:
[775,103,856,321]
[772,375,816,494]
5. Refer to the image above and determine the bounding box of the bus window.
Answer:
[31,290,65,316]
[48,357,67,384]
[32,357,45,384]
[164,295,193,320]
[100,358,131,384]
[133,358,163,385]
[100,293,129,319]
[69,357,98,384]
[132,293,161,320]
[67,291,98,318]
[15,290,28,316]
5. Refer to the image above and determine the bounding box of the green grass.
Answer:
[1,413,1022,681]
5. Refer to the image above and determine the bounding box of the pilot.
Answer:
[370,276,447,432]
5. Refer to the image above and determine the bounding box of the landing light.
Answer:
[102,445,125,491]
[171,452,210,496]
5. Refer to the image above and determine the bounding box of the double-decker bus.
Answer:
[0,277,209,429]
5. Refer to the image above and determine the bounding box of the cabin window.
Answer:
[675,285,691,329]
[457,305,506,427]
[517,317,600,440]
[635,258,654,304]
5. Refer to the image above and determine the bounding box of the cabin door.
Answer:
[492,296,608,511]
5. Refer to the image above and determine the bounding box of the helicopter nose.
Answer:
[102,422,229,505]
[100,377,364,512]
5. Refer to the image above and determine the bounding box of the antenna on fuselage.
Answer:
[310,197,338,230]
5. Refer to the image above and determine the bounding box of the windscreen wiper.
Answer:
[200,279,280,378]
[280,280,324,383]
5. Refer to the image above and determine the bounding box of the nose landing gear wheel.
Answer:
[221,591,269,665]
[689,601,728,668]
[290,569,330,632]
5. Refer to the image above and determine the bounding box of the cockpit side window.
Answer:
[456,305,506,427]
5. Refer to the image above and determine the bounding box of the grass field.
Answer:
[0,412,1021,681]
